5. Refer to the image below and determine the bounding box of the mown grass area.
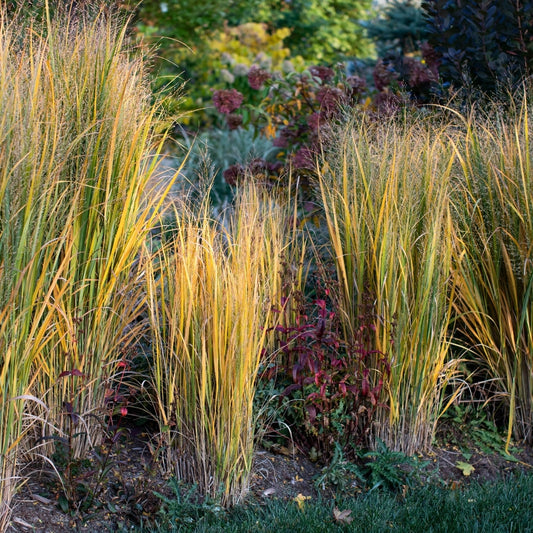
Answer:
[149,473,533,533]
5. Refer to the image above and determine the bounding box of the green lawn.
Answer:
[149,472,533,532]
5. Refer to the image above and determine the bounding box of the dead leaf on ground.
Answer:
[456,461,475,476]
[293,493,311,510]
[333,506,354,524]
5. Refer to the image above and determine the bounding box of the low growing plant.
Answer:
[436,404,519,460]
[316,439,430,495]
[154,479,226,532]
[262,288,390,461]
[36,359,133,515]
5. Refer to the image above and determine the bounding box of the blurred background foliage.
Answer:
[65,0,528,202]
[9,1,530,127]
[132,0,373,60]
[364,0,429,56]
[126,0,374,127]
[8,1,531,131]
[423,0,533,98]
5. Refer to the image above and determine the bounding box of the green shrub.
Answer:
[365,0,429,56]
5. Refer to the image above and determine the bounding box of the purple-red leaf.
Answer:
[58,368,84,379]
[282,383,302,396]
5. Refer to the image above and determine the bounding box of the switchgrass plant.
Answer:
[448,95,533,446]
[144,184,296,505]
[0,224,73,530]
[24,2,167,458]
[0,4,172,526]
[318,118,461,454]
[0,11,73,526]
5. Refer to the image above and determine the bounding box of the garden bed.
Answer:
[3,5,533,533]
[9,436,533,532]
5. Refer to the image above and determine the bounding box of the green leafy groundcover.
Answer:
[151,472,533,532]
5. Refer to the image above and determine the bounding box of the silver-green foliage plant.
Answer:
[171,126,279,207]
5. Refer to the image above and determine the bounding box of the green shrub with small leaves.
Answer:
[315,440,430,495]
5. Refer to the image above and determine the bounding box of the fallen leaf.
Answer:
[333,507,354,524]
[456,461,475,476]
[279,445,295,456]
[13,517,34,529]
[293,493,311,510]
[32,494,52,505]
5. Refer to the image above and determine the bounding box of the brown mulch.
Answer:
[8,434,533,533]
[9,434,166,533]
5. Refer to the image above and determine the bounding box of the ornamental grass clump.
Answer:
[449,96,533,447]
[318,118,461,454]
[144,184,293,505]
[0,5,170,526]
[23,4,167,459]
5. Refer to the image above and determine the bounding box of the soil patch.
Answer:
[8,436,533,532]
